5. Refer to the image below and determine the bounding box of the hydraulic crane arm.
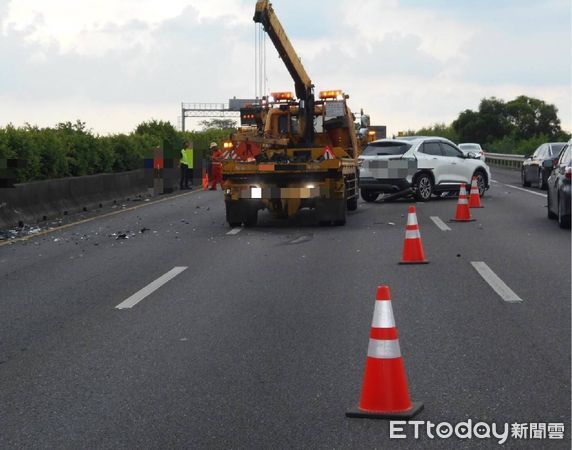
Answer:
[253,0,312,100]
[254,0,315,145]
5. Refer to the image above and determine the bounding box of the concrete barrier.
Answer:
[0,168,178,229]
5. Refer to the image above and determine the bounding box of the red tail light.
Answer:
[565,167,571,180]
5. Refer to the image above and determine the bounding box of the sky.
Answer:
[0,0,570,137]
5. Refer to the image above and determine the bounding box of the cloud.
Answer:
[0,0,570,135]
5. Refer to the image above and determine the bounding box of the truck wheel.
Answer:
[347,195,358,211]
[316,198,345,226]
[244,208,258,227]
[225,201,242,227]
[361,189,378,203]
[334,198,347,226]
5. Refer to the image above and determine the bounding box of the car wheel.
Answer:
[538,169,546,190]
[473,170,487,197]
[522,169,530,187]
[558,194,571,228]
[414,173,433,202]
[547,189,557,219]
[360,189,378,203]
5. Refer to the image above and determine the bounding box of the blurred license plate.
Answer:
[369,159,417,178]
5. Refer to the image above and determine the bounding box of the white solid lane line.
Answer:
[493,179,546,197]
[116,266,188,309]
[471,262,523,303]
[505,184,547,198]
[226,228,242,235]
[430,216,451,231]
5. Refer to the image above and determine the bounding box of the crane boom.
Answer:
[253,0,312,100]
[253,0,314,145]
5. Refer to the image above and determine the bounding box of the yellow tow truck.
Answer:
[222,0,361,227]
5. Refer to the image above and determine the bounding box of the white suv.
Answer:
[358,136,491,202]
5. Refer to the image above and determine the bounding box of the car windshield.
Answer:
[362,142,412,156]
[549,143,566,156]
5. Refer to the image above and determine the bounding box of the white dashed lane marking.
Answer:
[430,216,451,231]
[116,267,188,309]
[471,261,523,303]
[226,228,242,235]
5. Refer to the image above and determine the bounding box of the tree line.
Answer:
[0,119,234,184]
[403,95,571,154]
[2,95,569,183]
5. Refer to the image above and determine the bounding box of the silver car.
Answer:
[458,143,485,161]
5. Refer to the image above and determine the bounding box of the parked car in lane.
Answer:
[521,142,567,189]
[358,137,491,202]
[547,140,571,228]
[458,143,485,161]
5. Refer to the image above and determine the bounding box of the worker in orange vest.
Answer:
[209,142,224,191]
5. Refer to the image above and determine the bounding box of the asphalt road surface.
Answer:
[1,167,570,449]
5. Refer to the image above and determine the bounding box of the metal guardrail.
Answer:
[484,152,525,169]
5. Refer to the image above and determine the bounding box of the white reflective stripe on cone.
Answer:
[406,213,418,226]
[372,300,395,328]
[367,339,401,359]
[405,229,421,239]
[459,198,469,205]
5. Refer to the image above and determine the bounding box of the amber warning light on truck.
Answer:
[271,92,293,101]
[319,90,342,100]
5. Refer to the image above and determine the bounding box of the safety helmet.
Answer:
[209,142,218,149]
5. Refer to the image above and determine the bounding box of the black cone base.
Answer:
[346,401,424,420]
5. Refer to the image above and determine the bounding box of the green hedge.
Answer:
[0,120,236,184]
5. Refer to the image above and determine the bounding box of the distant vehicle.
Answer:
[458,143,485,161]
[358,137,491,202]
[521,142,567,189]
[546,140,571,228]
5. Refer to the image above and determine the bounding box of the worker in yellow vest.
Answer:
[180,142,194,189]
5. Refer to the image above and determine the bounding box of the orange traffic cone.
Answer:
[346,286,423,419]
[468,177,483,208]
[399,206,428,264]
[202,171,209,190]
[451,183,475,221]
